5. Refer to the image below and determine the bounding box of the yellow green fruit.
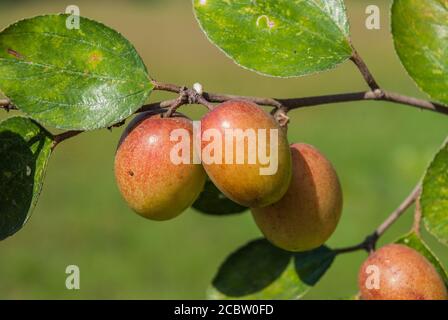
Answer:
[115,112,206,221]
[200,100,292,208]
[358,244,447,300]
[251,143,343,252]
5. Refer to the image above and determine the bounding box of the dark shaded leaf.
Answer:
[208,239,306,299]
[0,117,53,240]
[193,179,247,215]
[208,239,335,300]
[294,245,336,286]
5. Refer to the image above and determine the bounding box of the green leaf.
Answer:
[208,239,304,300]
[293,245,336,286]
[0,15,153,130]
[396,232,448,285]
[193,0,352,77]
[208,239,334,300]
[392,0,448,105]
[421,141,448,246]
[0,117,53,240]
[192,178,247,215]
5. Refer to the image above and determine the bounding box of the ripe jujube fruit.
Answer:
[358,244,447,300]
[200,100,292,208]
[251,143,343,252]
[115,111,206,221]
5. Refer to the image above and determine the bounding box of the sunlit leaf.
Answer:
[0,15,153,130]
[193,0,352,77]
[421,140,448,246]
[392,0,448,105]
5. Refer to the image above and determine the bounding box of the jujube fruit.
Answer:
[115,111,206,221]
[251,143,343,252]
[358,244,447,300]
[200,100,292,208]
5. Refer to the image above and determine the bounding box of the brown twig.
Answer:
[350,48,380,91]
[380,91,448,115]
[151,81,182,93]
[151,81,216,111]
[282,90,448,115]
[334,183,422,255]
[0,98,17,111]
[137,99,181,113]
[203,92,283,109]
[196,95,215,110]
[52,130,83,148]
[163,88,189,118]
[3,83,448,129]
[376,183,422,237]
[0,99,10,106]
[146,85,448,117]
[5,86,445,118]
[412,196,422,236]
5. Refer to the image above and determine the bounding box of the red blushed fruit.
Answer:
[200,100,292,208]
[251,143,343,252]
[358,244,448,300]
[114,112,206,221]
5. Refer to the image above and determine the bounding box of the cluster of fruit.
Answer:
[114,100,342,253]
[114,100,447,300]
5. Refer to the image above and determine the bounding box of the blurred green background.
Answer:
[0,0,446,299]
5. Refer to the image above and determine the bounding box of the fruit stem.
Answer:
[334,182,422,255]
[350,47,380,91]
[52,130,83,149]
[0,98,11,106]
[412,197,422,236]
[376,183,422,238]
[0,98,17,111]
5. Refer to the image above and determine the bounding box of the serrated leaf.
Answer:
[0,117,53,240]
[392,0,448,105]
[193,0,352,77]
[294,245,336,286]
[192,178,247,215]
[421,141,448,246]
[0,15,153,130]
[396,232,448,285]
